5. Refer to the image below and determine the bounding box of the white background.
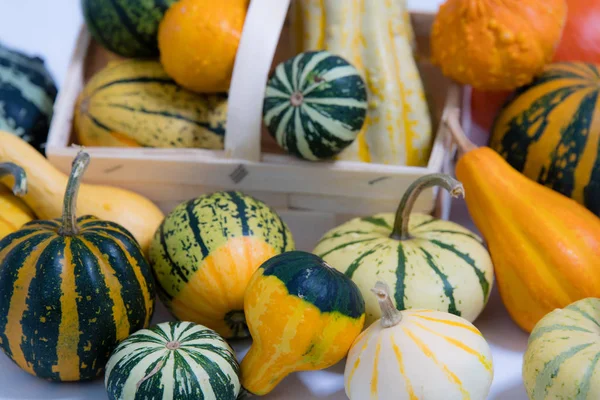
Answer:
[0,1,529,399]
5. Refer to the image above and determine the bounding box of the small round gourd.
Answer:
[241,251,365,396]
[149,191,295,340]
[263,50,368,160]
[0,151,155,381]
[491,62,600,216]
[313,174,494,327]
[105,321,241,400]
[523,298,600,400]
[431,0,567,90]
[345,282,493,400]
[81,0,178,57]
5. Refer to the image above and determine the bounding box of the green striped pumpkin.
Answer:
[0,42,57,154]
[312,174,494,327]
[491,62,600,216]
[523,298,600,400]
[0,152,155,381]
[81,0,179,58]
[149,191,295,340]
[263,50,368,160]
[74,59,227,149]
[105,321,240,400]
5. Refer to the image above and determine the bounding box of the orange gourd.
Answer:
[431,0,567,91]
[554,0,600,64]
[446,110,600,333]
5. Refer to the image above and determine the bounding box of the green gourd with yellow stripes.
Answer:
[313,174,494,327]
[149,191,294,340]
[0,151,155,381]
[74,59,227,148]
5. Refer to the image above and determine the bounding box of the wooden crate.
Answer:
[45,0,461,250]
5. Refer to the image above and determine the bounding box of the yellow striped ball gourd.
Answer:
[0,151,155,381]
[345,282,493,400]
[149,191,294,340]
[241,251,365,395]
[313,174,494,327]
[0,162,34,239]
[523,298,600,400]
[74,59,227,149]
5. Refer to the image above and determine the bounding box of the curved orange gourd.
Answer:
[431,0,567,91]
[447,111,600,333]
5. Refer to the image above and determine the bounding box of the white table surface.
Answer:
[0,1,530,399]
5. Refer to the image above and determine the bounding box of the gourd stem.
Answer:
[59,151,90,236]
[0,162,27,196]
[372,282,402,328]
[390,173,465,240]
[444,108,477,156]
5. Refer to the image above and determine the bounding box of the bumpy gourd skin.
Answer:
[431,0,567,90]
[456,147,600,333]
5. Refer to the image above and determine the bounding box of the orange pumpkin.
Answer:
[431,0,567,91]
[554,0,600,64]
[446,110,600,333]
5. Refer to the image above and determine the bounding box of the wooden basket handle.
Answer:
[224,0,291,162]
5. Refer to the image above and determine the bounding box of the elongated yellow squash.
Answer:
[291,0,432,166]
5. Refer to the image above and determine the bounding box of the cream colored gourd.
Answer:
[0,130,164,253]
[523,298,600,400]
[313,174,494,327]
[345,282,494,400]
[291,0,432,166]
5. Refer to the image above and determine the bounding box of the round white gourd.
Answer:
[345,282,493,400]
[523,298,600,400]
[105,321,240,400]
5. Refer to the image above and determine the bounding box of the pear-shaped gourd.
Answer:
[446,109,600,333]
[313,173,494,327]
[240,251,365,395]
[345,282,493,400]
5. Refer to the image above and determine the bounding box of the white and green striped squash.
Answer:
[312,174,494,327]
[523,298,600,400]
[105,321,241,400]
[263,50,368,160]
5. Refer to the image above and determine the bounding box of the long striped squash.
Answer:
[241,251,365,395]
[291,0,432,166]
[491,62,600,216]
[149,191,294,340]
[523,298,600,400]
[313,174,494,327]
[74,59,227,149]
[345,282,493,400]
[263,51,368,160]
[0,162,34,240]
[81,0,179,58]
[105,321,241,400]
[0,42,57,153]
[0,152,155,381]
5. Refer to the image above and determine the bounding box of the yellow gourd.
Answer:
[291,0,432,166]
[0,162,34,239]
[0,130,164,254]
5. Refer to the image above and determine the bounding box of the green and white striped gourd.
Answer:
[523,298,600,400]
[263,50,368,161]
[105,321,241,400]
[313,174,494,327]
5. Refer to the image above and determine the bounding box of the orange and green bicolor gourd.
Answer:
[0,162,34,239]
[241,251,365,396]
[149,191,295,340]
[0,151,155,381]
